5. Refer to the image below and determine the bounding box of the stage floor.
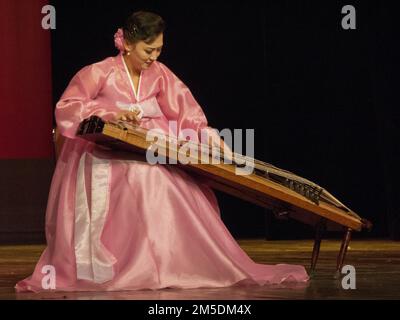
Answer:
[1,239,399,300]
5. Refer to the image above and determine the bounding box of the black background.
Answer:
[50,0,400,239]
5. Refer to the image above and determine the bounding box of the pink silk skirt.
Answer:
[15,138,309,292]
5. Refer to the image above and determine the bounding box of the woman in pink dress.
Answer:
[16,11,308,292]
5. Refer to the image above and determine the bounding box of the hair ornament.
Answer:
[114,28,125,52]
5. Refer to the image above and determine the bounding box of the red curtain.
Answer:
[0,0,53,158]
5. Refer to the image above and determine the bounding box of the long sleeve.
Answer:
[55,63,119,139]
[156,62,208,139]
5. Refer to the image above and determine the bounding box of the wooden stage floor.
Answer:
[1,239,399,300]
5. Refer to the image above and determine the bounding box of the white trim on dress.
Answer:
[122,56,142,102]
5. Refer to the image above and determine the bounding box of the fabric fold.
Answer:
[74,152,116,283]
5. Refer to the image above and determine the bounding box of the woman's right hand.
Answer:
[114,110,141,123]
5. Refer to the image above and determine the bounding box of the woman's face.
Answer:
[124,33,163,73]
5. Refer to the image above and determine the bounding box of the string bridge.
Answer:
[255,168,323,205]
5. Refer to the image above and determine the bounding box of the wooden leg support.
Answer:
[310,219,326,277]
[334,228,352,279]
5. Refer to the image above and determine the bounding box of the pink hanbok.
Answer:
[16,54,308,292]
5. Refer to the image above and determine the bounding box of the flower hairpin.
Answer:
[114,28,125,52]
[114,25,140,53]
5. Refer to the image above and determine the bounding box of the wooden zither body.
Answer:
[76,116,372,276]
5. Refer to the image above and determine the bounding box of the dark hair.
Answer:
[123,11,165,44]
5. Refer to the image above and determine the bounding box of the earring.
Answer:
[127,51,131,56]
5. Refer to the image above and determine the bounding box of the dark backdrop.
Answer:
[50,0,400,239]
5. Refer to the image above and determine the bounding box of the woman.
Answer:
[16,11,308,292]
